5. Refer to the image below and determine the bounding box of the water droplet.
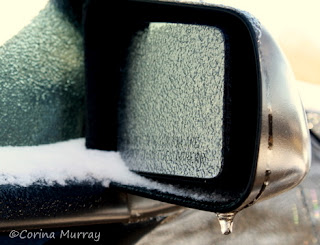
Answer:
[216,212,237,235]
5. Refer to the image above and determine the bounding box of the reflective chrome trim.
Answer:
[237,26,311,210]
[0,193,182,231]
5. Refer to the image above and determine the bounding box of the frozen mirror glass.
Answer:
[119,22,226,179]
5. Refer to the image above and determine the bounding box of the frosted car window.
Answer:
[0,3,85,146]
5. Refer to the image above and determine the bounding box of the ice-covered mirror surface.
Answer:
[119,22,225,178]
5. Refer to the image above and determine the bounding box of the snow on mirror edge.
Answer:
[0,138,227,202]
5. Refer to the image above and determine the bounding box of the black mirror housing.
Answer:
[84,0,310,231]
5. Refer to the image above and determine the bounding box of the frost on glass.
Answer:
[0,2,85,146]
[119,23,225,178]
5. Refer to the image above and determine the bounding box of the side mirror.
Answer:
[85,0,311,234]
[0,0,310,236]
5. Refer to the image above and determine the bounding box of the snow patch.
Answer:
[0,138,227,202]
